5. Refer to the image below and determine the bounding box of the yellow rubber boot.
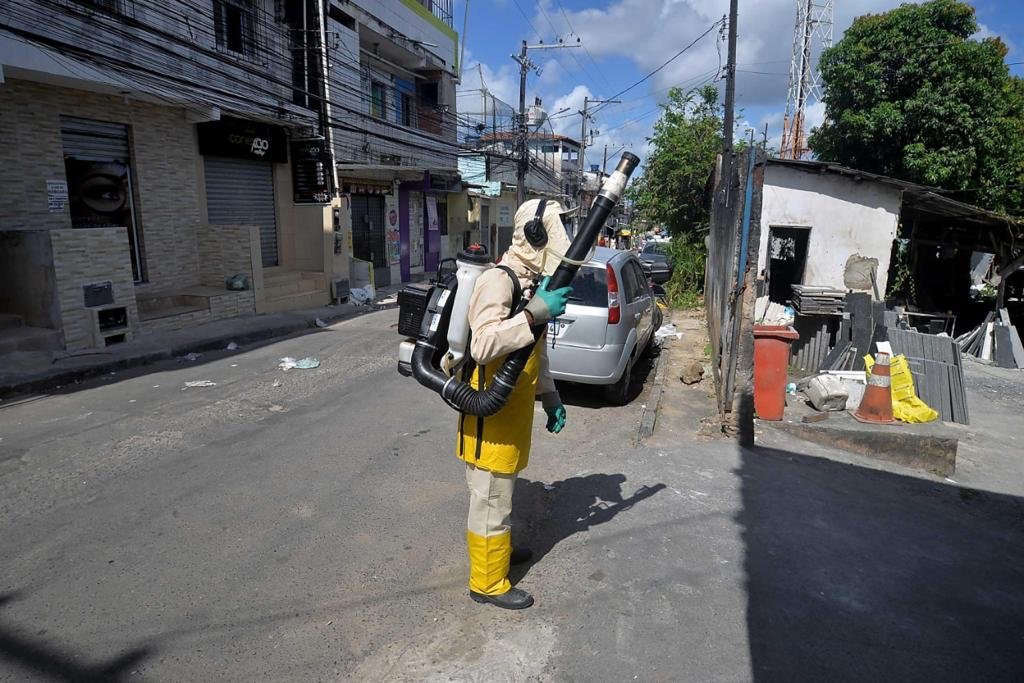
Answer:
[467,529,512,595]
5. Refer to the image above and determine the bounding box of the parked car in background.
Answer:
[638,240,674,284]
[546,247,663,404]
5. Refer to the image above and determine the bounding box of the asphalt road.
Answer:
[1,309,1023,681]
[0,309,673,681]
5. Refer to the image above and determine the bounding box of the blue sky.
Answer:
[453,0,1024,166]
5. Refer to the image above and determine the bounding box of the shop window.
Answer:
[214,0,256,57]
[371,81,387,119]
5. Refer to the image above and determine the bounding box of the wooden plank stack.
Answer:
[791,285,846,314]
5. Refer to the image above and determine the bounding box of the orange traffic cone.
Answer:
[853,352,896,424]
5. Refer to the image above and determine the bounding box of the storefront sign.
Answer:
[197,117,287,163]
[426,196,439,232]
[47,180,68,213]
[291,140,333,204]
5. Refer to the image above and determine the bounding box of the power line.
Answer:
[554,0,615,92]
[589,19,724,117]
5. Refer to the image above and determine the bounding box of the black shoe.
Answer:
[470,587,534,610]
[510,548,534,565]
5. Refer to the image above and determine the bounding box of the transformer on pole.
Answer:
[780,0,834,159]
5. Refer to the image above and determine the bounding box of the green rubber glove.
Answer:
[545,404,567,434]
[525,276,573,324]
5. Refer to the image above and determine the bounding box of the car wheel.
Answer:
[605,354,634,406]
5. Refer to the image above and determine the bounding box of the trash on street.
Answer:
[654,323,682,340]
[279,356,321,371]
[183,380,217,389]
[350,285,375,305]
[226,341,239,350]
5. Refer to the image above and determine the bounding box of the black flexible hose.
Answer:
[411,152,641,416]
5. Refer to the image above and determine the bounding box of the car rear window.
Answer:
[566,265,608,307]
[643,242,668,255]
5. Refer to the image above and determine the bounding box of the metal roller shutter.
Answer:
[204,156,279,267]
[61,116,129,161]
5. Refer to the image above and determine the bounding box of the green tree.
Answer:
[808,0,1024,215]
[627,84,723,239]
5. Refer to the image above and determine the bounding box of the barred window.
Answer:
[214,0,256,57]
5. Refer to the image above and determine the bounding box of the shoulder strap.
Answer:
[495,265,523,320]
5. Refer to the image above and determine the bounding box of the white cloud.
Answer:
[461,0,950,164]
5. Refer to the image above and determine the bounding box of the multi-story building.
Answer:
[0,0,458,356]
[470,132,581,204]
[324,0,459,287]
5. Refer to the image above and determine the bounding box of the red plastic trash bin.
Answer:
[753,325,800,420]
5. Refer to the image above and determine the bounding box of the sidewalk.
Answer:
[0,285,403,397]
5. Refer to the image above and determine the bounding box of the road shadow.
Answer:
[738,443,1024,681]
[555,344,661,408]
[509,474,666,583]
[0,593,153,681]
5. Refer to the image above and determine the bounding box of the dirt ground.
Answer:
[650,307,722,443]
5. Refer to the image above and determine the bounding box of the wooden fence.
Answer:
[704,148,765,436]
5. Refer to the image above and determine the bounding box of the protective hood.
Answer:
[505,199,573,278]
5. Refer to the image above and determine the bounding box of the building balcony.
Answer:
[417,0,453,28]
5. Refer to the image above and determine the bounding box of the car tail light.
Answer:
[607,263,620,324]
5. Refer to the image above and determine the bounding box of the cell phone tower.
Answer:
[779,0,834,159]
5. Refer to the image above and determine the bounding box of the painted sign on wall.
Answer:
[385,193,401,265]
[426,196,439,232]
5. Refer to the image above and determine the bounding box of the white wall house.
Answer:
[757,162,903,297]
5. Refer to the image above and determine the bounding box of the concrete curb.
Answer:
[769,419,958,477]
[636,337,670,443]
[0,301,399,398]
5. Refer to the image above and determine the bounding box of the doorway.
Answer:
[766,226,811,304]
[351,194,390,287]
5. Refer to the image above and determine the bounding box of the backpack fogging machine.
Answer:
[395,152,641,416]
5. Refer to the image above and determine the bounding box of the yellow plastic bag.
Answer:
[864,353,939,423]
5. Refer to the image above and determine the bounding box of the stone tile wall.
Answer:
[0,79,203,292]
[49,228,140,351]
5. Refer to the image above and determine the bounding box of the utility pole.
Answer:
[515,40,529,206]
[512,38,579,206]
[576,96,619,219]
[723,5,738,154]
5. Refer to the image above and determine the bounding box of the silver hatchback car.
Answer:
[546,247,663,404]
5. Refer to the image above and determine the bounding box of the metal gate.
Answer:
[351,194,389,286]
[204,156,279,267]
[60,116,143,281]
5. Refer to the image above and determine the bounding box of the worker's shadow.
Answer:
[509,474,665,583]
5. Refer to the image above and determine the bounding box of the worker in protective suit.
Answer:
[457,198,574,610]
